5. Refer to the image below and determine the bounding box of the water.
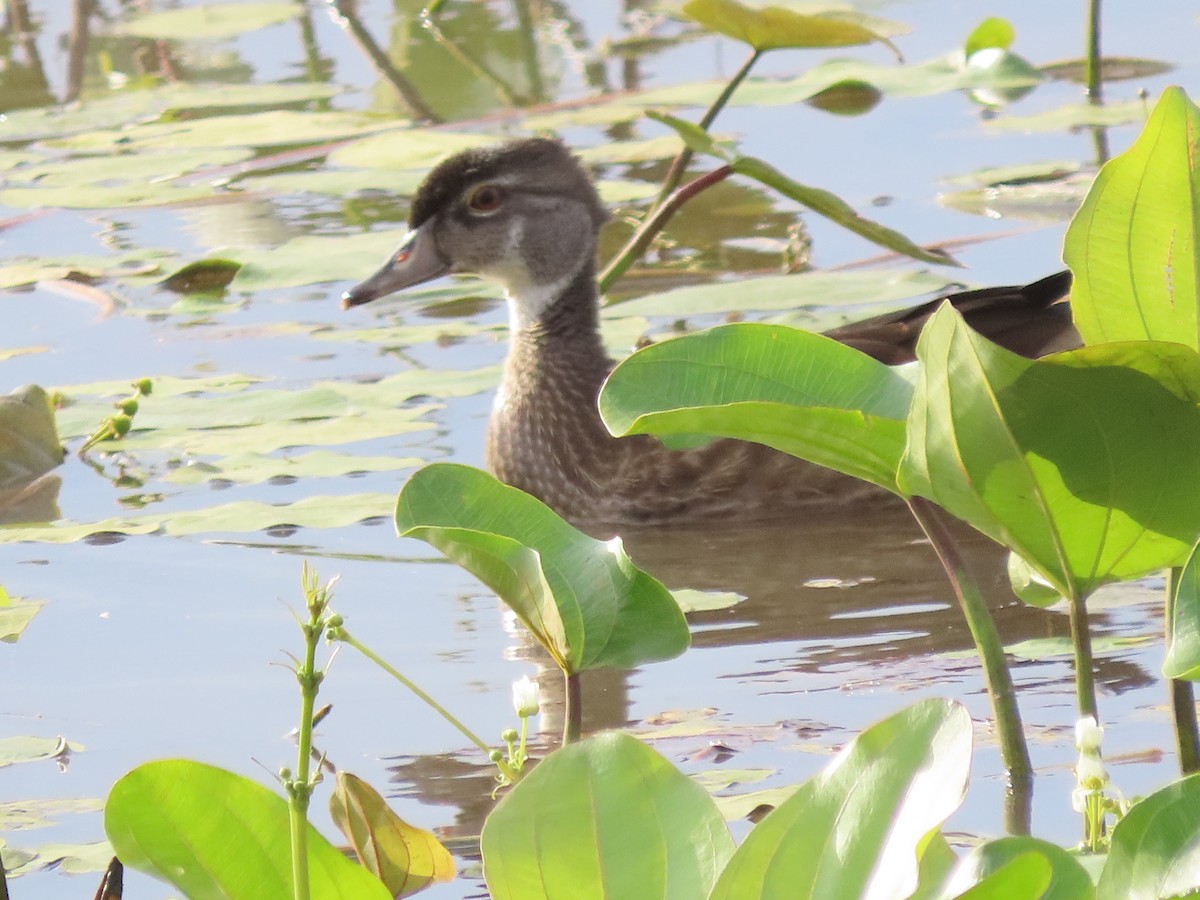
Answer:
[2,1,1197,896]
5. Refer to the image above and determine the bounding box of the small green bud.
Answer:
[501,728,518,743]
[135,378,153,395]
[326,613,344,628]
[279,767,293,781]
[110,414,132,436]
[118,398,139,416]
[489,749,503,762]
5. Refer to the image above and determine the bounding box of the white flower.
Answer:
[1075,716,1103,753]
[1076,752,1107,789]
[512,675,540,718]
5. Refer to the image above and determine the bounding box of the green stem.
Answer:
[1166,566,1200,774]
[650,48,762,211]
[337,630,519,782]
[907,497,1032,835]
[1067,592,1098,721]
[288,613,320,900]
[1084,0,1102,101]
[564,671,581,745]
[598,165,734,296]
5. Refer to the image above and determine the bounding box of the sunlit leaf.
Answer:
[600,323,913,491]
[482,732,733,899]
[899,306,1200,600]
[106,760,391,900]
[395,464,689,673]
[1164,541,1200,680]
[114,2,299,39]
[11,840,113,876]
[0,182,220,210]
[0,589,42,642]
[964,17,1015,57]
[670,588,744,612]
[710,698,971,899]
[804,80,882,116]
[1098,772,1200,899]
[938,179,1090,224]
[1064,87,1200,350]
[682,0,905,53]
[231,230,415,291]
[330,772,455,898]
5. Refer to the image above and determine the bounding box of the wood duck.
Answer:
[343,138,1077,526]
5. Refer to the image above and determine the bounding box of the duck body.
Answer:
[344,139,1077,526]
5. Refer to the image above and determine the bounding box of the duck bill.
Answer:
[340,223,449,309]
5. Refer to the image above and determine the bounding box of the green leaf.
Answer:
[329,772,455,898]
[985,99,1144,133]
[0,590,42,642]
[328,130,496,171]
[681,0,905,54]
[899,306,1200,600]
[164,450,419,486]
[938,836,1093,899]
[599,323,913,492]
[732,155,957,266]
[1164,541,1200,679]
[105,760,391,900]
[114,2,299,39]
[1064,86,1200,350]
[964,17,1016,57]
[395,464,689,674]
[0,736,79,768]
[1098,771,1200,899]
[481,732,733,899]
[709,698,971,899]
[231,230,418,291]
[0,386,63,490]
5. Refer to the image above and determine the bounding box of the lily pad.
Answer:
[0,386,64,490]
[113,2,299,39]
[985,99,1145,133]
[164,450,420,486]
[682,0,905,53]
[0,588,42,642]
[0,797,104,831]
[328,130,494,171]
[0,736,80,767]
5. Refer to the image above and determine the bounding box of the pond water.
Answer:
[2,1,1198,896]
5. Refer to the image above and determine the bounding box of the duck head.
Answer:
[342,138,608,329]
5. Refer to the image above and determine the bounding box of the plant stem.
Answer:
[650,48,762,211]
[598,165,734,296]
[1165,566,1200,774]
[907,497,1032,835]
[564,672,582,745]
[336,630,519,782]
[288,593,322,900]
[1084,0,1102,101]
[1067,592,1098,721]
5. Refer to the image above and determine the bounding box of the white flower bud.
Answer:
[1075,716,1103,753]
[512,675,540,718]
[1076,752,1107,789]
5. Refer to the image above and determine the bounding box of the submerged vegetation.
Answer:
[3,0,1200,898]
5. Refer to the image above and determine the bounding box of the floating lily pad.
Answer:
[1040,56,1175,84]
[670,589,745,612]
[938,179,1090,223]
[230,230,417,291]
[682,0,906,53]
[0,386,64,490]
[46,110,392,153]
[0,588,42,642]
[0,797,104,831]
[164,450,420,486]
[5,840,114,877]
[0,182,220,210]
[113,1,299,39]
[235,167,426,198]
[0,736,81,767]
[985,99,1145,133]
[328,130,494,171]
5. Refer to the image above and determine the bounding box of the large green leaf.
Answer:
[1064,87,1200,350]
[937,836,1093,899]
[681,0,905,53]
[395,464,688,673]
[481,732,733,900]
[899,305,1200,600]
[599,323,913,492]
[709,698,971,899]
[105,760,391,900]
[1164,541,1200,679]
[1098,772,1200,899]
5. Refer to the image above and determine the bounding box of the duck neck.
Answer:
[503,259,609,393]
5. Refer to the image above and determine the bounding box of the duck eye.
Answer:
[467,184,504,213]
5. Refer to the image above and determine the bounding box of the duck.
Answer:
[342,138,1077,526]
